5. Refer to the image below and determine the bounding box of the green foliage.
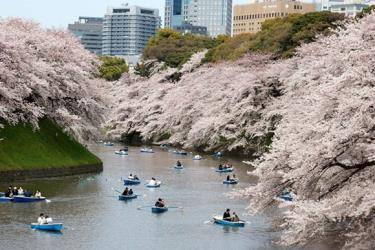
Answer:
[143,28,226,68]
[0,118,101,170]
[205,11,345,62]
[134,61,156,78]
[356,5,375,19]
[99,56,129,81]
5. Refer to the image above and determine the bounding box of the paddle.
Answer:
[168,206,184,210]
[137,205,152,210]
[111,188,122,194]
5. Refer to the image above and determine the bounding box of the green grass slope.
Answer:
[0,118,101,171]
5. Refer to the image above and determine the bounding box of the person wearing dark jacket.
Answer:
[223,208,231,221]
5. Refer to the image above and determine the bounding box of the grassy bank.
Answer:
[0,118,102,171]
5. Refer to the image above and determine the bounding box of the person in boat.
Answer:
[37,213,46,224]
[45,215,53,224]
[223,209,232,221]
[13,187,18,196]
[122,187,129,196]
[176,160,182,167]
[149,177,156,186]
[128,189,134,195]
[232,212,240,222]
[232,174,236,179]
[18,187,24,195]
[155,198,165,208]
[35,190,42,198]
[218,164,223,170]
[226,175,231,181]
[128,174,134,180]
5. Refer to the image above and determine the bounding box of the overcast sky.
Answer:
[0,0,250,28]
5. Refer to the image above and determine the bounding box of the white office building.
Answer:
[102,5,161,64]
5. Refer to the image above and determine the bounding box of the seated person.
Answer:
[223,208,232,221]
[45,215,53,224]
[18,187,24,195]
[128,189,134,195]
[128,174,134,180]
[226,175,230,181]
[155,198,165,208]
[34,190,42,198]
[5,189,12,198]
[122,187,129,196]
[149,177,156,186]
[13,187,18,196]
[218,164,223,170]
[176,160,182,167]
[37,213,46,224]
[232,212,240,222]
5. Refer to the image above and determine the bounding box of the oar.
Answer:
[111,188,122,194]
[137,205,152,210]
[168,206,184,209]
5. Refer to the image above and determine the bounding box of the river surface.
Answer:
[0,145,280,250]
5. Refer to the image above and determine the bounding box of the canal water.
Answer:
[0,145,280,250]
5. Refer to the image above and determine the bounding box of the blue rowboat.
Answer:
[124,179,141,185]
[115,150,128,155]
[279,192,293,201]
[215,167,234,173]
[193,155,202,160]
[174,165,184,170]
[151,206,168,213]
[145,181,161,188]
[140,148,154,153]
[0,197,13,202]
[223,179,238,185]
[213,216,245,227]
[104,142,114,146]
[13,196,46,203]
[118,194,138,200]
[31,223,63,232]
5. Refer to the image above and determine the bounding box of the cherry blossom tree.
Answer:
[0,18,106,141]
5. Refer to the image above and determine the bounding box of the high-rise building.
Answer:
[233,0,316,35]
[102,5,161,64]
[68,17,103,55]
[165,0,232,37]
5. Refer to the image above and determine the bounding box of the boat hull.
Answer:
[0,197,13,202]
[13,196,45,203]
[118,194,137,200]
[213,217,245,227]
[174,165,184,169]
[31,223,63,232]
[115,151,128,155]
[151,206,168,213]
[124,179,141,185]
[223,179,238,185]
[215,168,234,173]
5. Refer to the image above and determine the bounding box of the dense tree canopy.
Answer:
[0,18,106,141]
[99,56,129,81]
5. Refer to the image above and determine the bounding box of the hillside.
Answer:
[0,118,101,171]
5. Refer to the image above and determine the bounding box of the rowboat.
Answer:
[104,142,114,146]
[174,165,184,169]
[145,180,161,188]
[31,223,63,232]
[213,152,223,157]
[115,150,128,155]
[193,155,202,160]
[118,194,138,200]
[124,179,141,185]
[279,192,293,201]
[0,197,13,202]
[213,216,245,227]
[172,150,187,155]
[13,196,46,203]
[151,206,168,213]
[223,179,238,184]
[215,167,234,173]
[140,148,154,153]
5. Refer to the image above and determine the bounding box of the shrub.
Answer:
[99,56,129,81]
